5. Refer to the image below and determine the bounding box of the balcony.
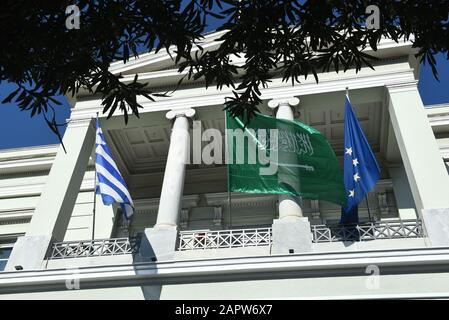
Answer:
[178,227,272,251]
[50,237,141,260]
[311,219,423,243]
[45,219,425,266]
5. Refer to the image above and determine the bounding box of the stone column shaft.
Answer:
[139,108,195,262]
[268,97,303,219]
[156,109,195,228]
[268,97,312,254]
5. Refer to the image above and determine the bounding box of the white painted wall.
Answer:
[0,168,116,242]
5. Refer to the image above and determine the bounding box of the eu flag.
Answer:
[341,96,380,224]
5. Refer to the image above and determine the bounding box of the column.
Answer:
[155,109,195,227]
[387,82,449,246]
[139,108,195,262]
[268,97,313,254]
[6,119,95,271]
[268,97,304,219]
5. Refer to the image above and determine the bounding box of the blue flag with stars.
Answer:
[341,96,380,224]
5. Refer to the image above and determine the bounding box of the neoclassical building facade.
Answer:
[1,31,449,299]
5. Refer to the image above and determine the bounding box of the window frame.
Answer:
[0,243,14,272]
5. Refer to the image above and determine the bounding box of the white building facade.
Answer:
[1,31,449,299]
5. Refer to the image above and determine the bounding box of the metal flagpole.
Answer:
[225,110,232,229]
[92,113,99,240]
[228,188,232,229]
[366,197,372,222]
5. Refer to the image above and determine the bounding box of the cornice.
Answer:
[0,157,54,176]
[0,209,33,227]
[0,145,58,175]
[440,145,449,161]
[0,218,31,226]
[107,30,228,76]
[0,145,58,159]
[427,106,449,128]
[105,32,412,87]
[385,80,419,94]
[0,176,95,199]
[66,118,95,129]
[205,192,277,208]
[133,195,199,215]
[70,68,417,122]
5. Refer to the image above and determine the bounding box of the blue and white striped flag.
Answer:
[95,119,134,219]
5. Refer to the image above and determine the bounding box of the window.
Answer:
[0,245,13,272]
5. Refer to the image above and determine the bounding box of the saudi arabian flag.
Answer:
[226,112,347,206]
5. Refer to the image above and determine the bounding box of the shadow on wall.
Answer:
[133,227,178,300]
[133,236,162,300]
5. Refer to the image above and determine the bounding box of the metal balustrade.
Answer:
[178,228,272,251]
[311,219,423,243]
[48,220,423,257]
[50,237,141,259]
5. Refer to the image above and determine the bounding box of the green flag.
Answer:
[226,112,347,206]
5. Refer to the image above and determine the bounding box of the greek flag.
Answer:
[95,119,134,219]
[341,96,380,224]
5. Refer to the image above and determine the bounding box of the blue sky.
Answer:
[0,54,448,150]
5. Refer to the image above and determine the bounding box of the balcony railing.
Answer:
[311,219,423,243]
[178,228,272,251]
[48,220,423,257]
[49,237,141,259]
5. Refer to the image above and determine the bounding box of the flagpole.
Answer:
[366,197,372,222]
[92,113,99,240]
[224,110,233,229]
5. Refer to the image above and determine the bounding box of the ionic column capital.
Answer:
[166,108,196,120]
[268,97,300,109]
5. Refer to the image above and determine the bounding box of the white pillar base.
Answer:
[136,227,178,262]
[422,209,449,247]
[271,217,313,254]
[5,235,53,271]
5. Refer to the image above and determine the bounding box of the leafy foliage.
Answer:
[0,0,448,139]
